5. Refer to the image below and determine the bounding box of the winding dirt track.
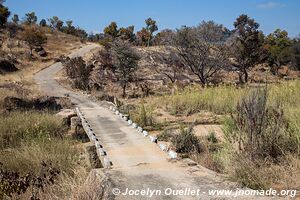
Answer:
[34,44,274,200]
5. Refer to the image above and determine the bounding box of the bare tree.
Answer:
[148,49,184,83]
[89,45,114,90]
[174,21,229,86]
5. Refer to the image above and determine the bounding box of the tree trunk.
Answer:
[244,70,248,83]
[29,47,33,57]
[122,83,127,98]
[197,74,206,87]
[239,68,248,84]
[147,34,152,47]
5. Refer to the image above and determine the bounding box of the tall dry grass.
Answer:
[152,80,300,193]
[0,111,89,199]
[0,111,64,149]
[157,85,249,115]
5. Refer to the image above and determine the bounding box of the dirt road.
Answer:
[34,44,274,200]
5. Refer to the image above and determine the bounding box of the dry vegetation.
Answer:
[0,25,83,108]
[0,19,90,199]
[119,80,300,193]
[0,111,91,199]
[1,1,300,198]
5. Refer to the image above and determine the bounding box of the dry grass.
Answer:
[151,80,300,117]
[155,85,249,115]
[0,111,90,199]
[71,169,111,200]
[134,80,300,193]
[0,25,82,92]
[232,154,300,191]
[0,111,64,149]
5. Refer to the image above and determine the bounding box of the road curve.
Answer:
[34,44,273,200]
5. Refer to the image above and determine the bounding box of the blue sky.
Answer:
[4,0,300,37]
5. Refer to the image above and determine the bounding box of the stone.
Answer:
[142,130,148,136]
[86,144,102,168]
[137,127,143,132]
[70,116,79,131]
[95,141,101,149]
[168,150,177,159]
[91,134,96,141]
[128,120,133,125]
[149,135,157,143]
[103,157,112,168]
[38,49,47,57]
[97,148,106,156]
[159,144,167,152]
[132,123,137,129]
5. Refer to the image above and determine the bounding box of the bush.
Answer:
[0,162,60,199]
[21,27,47,55]
[231,88,298,160]
[0,3,10,28]
[207,132,218,143]
[62,56,93,90]
[157,128,173,142]
[129,103,153,127]
[171,126,204,154]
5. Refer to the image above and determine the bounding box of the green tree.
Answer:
[145,17,158,46]
[136,28,151,46]
[48,16,63,30]
[62,57,92,90]
[39,19,47,27]
[25,12,37,25]
[12,14,19,24]
[103,22,118,38]
[22,27,47,55]
[111,40,140,97]
[61,20,76,34]
[153,29,175,45]
[118,25,135,42]
[0,1,10,27]
[231,14,265,84]
[292,37,300,70]
[66,20,73,28]
[265,29,293,75]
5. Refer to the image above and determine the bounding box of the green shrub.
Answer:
[171,126,204,154]
[207,132,218,143]
[157,128,173,141]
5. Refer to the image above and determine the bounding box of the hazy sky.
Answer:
[4,0,300,37]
